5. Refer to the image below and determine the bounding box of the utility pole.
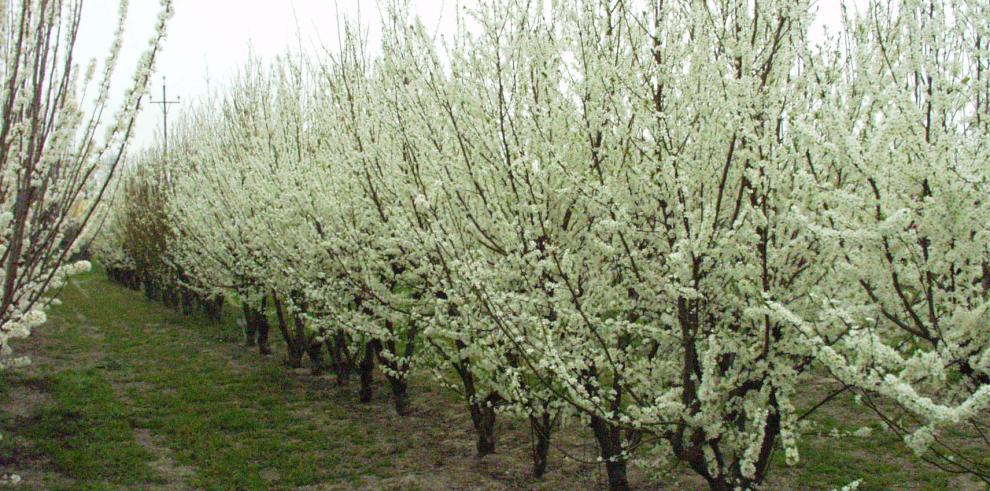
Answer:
[149,76,180,158]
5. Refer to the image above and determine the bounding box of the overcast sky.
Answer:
[74,0,854,149]
[74,0,458,148]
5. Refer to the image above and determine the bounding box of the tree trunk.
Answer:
[530,410,553,478]
[291,312,311,365]
[181,288,195,315]
[127,271,140,291]
[452,345,498,456]
[590,414,630,491]
[143,277,159,301]
[305,338,325,375]
[239,298,272,355]
[241,303,257,347]
[326,331,352,386]
[204,294,224,321]
[469,395,498,456]
[381,338,411,415]
[163,286,177,309]
[273,293,304,367]
[254,309,271,355]
[358,340,377,403]
[387,374,410,415]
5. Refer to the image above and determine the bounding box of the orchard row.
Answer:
[93,1,990,490]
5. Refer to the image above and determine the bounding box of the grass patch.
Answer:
[23,370,161,487]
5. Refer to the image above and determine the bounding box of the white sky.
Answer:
[74,0,459,148]
[73,0,855,149]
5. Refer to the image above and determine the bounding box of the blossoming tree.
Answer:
[0,0,171,368]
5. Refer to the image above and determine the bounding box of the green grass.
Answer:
[0,268,983,490]
[22,369,161,487]
[55,272,378,489]
[0,270,391,489]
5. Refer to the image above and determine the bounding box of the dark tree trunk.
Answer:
[451,341,499,456]
[305,338,325,375]
[203,294,224,321]
[358,340,377,403]
[469,395,498,456]
[242,300,271,355]
[255,309,271,355]
[387,373,410,415]
[241,302,257,347]
[530,409,553,478]
[143,277,159,301]
[181,288,195,315]
[162,287,176,308]
[273,293,304,367]
[380,337,412,415]
[326,331,352,386]
[590,415,630,491]
[290,312,312,367]
[127,271,140,290]
[215,294,225,320]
